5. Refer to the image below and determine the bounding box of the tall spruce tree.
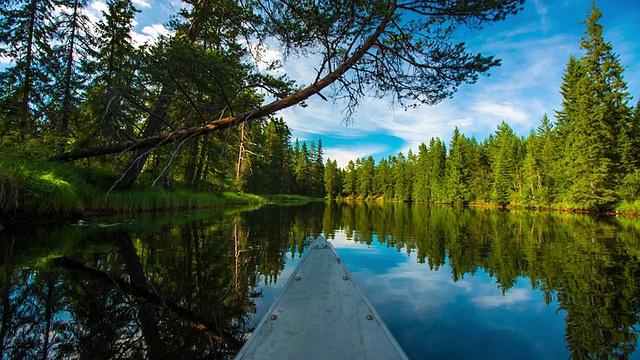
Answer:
[49,0,95,143]
[393,152,410,201]
[343,160,357,198]
[324,158,341,199]
[427,138,447,203]
[558,2,632,208]
[0,0,57,140]
[446,128,470,203]
[554,55,585,199]
[313,139,325,197]
[294,142,312,195]
[489,121,523,205]
[536,114,557,205]
[81,0,139,146]
[244,117,292,194]
[357,156,375,199]
[466,136,491,203]
[413,143,431,202]
[373,157,393,198]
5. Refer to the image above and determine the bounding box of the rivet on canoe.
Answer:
[366,314,374,321]
[313,244,319,248]
[295,276,302,281]
[342,276,349,281]
[323,244,328,248]
[270,314,278,320]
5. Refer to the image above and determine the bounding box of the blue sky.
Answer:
[3,1,639,168]
[276,0,640,167]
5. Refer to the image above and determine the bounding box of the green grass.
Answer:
[1,153,91,217]
[91,190,265,213]
[0,153,310,221]
[0,153,234,218]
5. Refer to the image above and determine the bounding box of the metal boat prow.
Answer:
[235,235,408,360]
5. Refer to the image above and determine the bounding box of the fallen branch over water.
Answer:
[51,257,244,350]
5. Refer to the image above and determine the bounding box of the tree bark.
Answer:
[116,84,176,188]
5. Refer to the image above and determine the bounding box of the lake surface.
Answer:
[1,202,639,359]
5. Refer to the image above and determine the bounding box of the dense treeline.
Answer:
[330,4,640,212]
[239,119,326,197]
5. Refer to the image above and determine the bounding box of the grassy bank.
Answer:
[0,154,304,223]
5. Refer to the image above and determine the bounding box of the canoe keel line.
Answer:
[235,236,409,360]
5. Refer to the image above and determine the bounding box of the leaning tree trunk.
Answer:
[117,85,176,188]
[52,3,397,169]
[115,6,210,188]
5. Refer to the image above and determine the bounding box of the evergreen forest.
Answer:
[327,4,640,212]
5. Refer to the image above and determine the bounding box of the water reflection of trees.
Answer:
[2,202,638,358]
[321,202,640,359]
[0,203,326,359]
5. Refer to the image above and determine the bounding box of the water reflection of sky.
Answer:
[250,229,640,360]
[331,231,570,360]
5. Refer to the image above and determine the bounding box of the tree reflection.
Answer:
[0,204,327,359]
[321,202,640,359]
[2,203,639,358]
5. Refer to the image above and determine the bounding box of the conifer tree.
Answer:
[49,0,95,143]
[405,149,417,201]
[413,143,431,202]
[427,138,447,202]
[554,56,585,199]
[466,136,491,203]
[0,0,57,139]
[558,2,632,207]
[373,158,392,199]
[521,131,539,205]
[324,158,341,199]
[535,114,557,205]
[294,142,312,195]
[393,152,410,201]
[489,121,521,205]
[343,160,357,198]
[246,117,292,194]
[81,0,139,145]
[313,139,325,197]
[357,156,375,199]
[446,128,469,203]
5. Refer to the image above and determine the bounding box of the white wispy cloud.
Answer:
[325,143,392,168]
[131,23,172,46]
[132,0,151,8]
[471,288,532,309]
[85,0,107,24]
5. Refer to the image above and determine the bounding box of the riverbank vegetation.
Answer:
[327,4,640,215]
[0,152,270,221]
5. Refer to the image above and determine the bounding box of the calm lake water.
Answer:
[1,202,639,359]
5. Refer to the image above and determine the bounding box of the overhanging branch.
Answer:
[52,1,399,162]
